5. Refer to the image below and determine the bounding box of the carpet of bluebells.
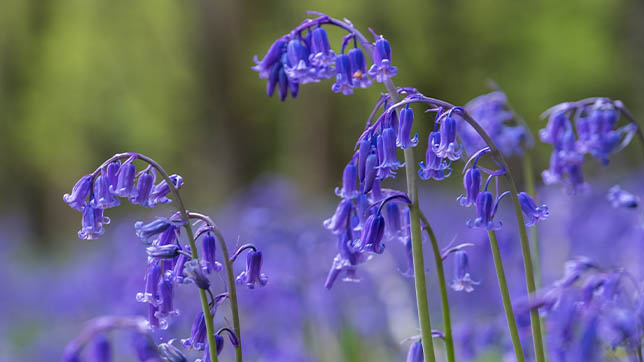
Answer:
[3,11,644,362]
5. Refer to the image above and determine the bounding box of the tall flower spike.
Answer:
[63,174,92,211]
[367,37,398,82]
[335,161,358,199]
[202,232,223,274]
[457,167,481,207]
[112,160,138,198]
[517,192,549,226]
[349,47,371,88]
[92,171,121,209]
[397,106,419,150]
[451,250,480,292]
[332,53,354,95]
[236,250,268,289]
[406,341,424,362]
[78,204,109,240]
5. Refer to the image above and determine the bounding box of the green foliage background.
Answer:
[1,0,643,243]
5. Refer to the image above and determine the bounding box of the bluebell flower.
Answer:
[158,342,187,362]
[384,202,403,240]
[357,213,385,254]
[434,115,462,161]
[146,244,181,259]
[148,174,183,208]
[555,256,598,288]
[183,259,210,290]
[132,333,161,362]
[357,138,373,182]
[406,341,423,362]
[134,218,173,244]
[182,311,208,351]
[284,39,316,84]
[332,53,354,95]
[362,153,378,193]
[78,204,110,240]
[607,185,640,209]
[155,278,179,322]
[136,261,162,306]
[466,191,504,230]
[397,106,418,150]
[418,132,451,181]
[517,192,549,226]
[111,161,137,198]
[457,167,481,207]
[130,170,155,207]
[63,174,92,211]
[367,37,398,82]
[348,47,371,88]
[236,250,268,289]
[92,171,121,209]
[202,232,223,274]
[539,110,570,148]
[377,127,404,179]
[325,252,360,289]
[451,250,480,292]
[308,27,335,78]
[90,334,112,362]
[323,199,353,234]
[105,161,121,190]
[172,245,190,282]
[252,37,288,80]
[335,161,358,199]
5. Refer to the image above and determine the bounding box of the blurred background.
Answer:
[1,0,644,361]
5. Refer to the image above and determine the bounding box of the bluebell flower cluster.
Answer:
[516,257,644,361]
[540,98,637,193]
[252,13,397,101]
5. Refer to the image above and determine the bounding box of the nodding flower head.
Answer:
[136,261,162,307]
[130,170,156,207]
[434,115,462,161]
[183,259,210,290]
[397,107,419,150]
[182,311,208,351]
[540,110,570,147]
[377,126,404,179]
[406,341,424,362]
[252,37,288,80]
[357,213,386,254]
[146,244,181,260]
[332,53,354,95]
[368,37,398,82]
[155,278,179,322]
[607,185,640,209]
[517,192,549,226]
[111,161,138,198]
[348,47,371,88]
[457,167,481,207]
[78,204,110,240]
[284,39,315,84]
[236,250,268,289]
[202,232,223,274]
[384,202,404,240]
[92,171,121,209]
[148,174,183,208]
[63,174,93,211]
[362,153,379,193]
[135,217,184,245]
[335,161,358,199]
[90,334,112,362]
[323,198,353,234]
[309,27,335,76]
[418,132,451,181]
[451,250,480,293]
[466,191,503,230]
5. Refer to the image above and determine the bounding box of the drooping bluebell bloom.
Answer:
[78,204,110,240]
[111,161,137,198]
[131,170,155,207]
[332,53,354,95]
[136,261,162,306]
[555,256,598,288]
[357,213,385,254]
[236,250,268,289]
[132,333,161,362]
[146,244,181,259]
[182,311,207,351]
[397,106,418,150]
[466,191,503,230]
[517,192,549,226]
[362,153,378,193]
[252,37,288,80]
[135,218,173,244]
[63,174,92,211]
[539,110,569,148]
[202,232,223,274]
[325,253,359,289]
[105,161,121,190]
[457,168,481,207]
[157,342,187,362]
[406,341,423,362]
[335,161,358,199]
[92,171,121,209]
[367,37,398,82]
[434,115,462,161]
[90,334,112,362]
[155,278,179,322]
[148,174,184,208]
[183,259,210,290]
[348,47,371,88]
[377,127,404,179]
[607,185,640,209]
[451,250,480,292]
[384,202,403,240]
[200,336,224,361]
[323,199,353,234]
[357,138,372,182]
[284,39,316,84]
[418,132,451,181]
[308,27,335,78]
[172,248,189,283]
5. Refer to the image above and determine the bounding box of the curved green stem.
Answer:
[189,212,243,362]
[487,230,525,362]
[418,210,455,362]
